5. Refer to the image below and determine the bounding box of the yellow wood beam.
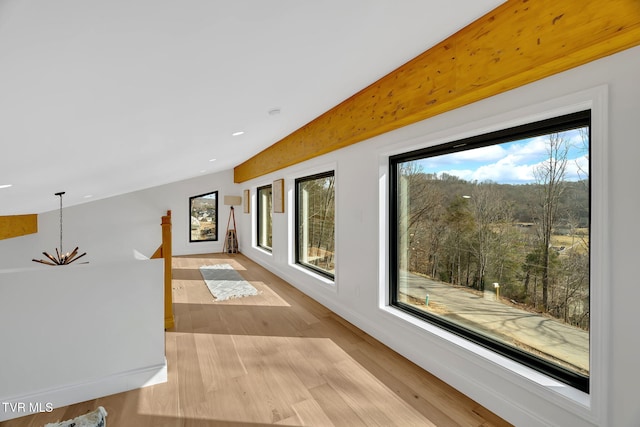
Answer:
[0,214,38,240]
[234,0,640,183]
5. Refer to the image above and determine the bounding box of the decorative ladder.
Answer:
[223,206,238,254]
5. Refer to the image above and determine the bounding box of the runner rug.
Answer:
[200,263,259,301]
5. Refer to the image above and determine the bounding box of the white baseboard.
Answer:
[0,360,167,422]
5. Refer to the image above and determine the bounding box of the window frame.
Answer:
[295,170,336,280]
[256,184,273,252]
[389,110,591,393]
[188,190,219,242]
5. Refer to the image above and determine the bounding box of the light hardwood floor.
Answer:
[2,253,512,427]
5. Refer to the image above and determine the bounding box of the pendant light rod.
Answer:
[55,191,65,254]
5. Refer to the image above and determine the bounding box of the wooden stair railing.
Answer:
[151,210,174,329]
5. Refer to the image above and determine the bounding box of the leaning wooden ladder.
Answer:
[223,206,238,254]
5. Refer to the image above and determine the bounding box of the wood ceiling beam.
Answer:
[0,214,38,240]
[234,0,640,183]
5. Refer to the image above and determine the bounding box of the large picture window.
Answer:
[189,191,218,242]
[390,111,590,392]
[295,171,335,279]
[257,184,273,251]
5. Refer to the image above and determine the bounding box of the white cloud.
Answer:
[447,144,506,163]
[476,154,537,182]
[420,129,589,184]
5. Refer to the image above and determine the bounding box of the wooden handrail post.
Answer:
[161,210,174,329]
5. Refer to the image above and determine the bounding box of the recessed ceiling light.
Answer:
[0,184,12,189]
[268,108,281,116]
[232,131,244,136]
[83,195,93,199]
[209,158,217,162]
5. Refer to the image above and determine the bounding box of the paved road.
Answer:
[398,271,589,372]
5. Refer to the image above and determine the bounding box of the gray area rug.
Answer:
[200,264,259,301]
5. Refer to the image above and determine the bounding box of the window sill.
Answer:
[380,304,592,415]
[254,245,273,256]
[290,262,336,289]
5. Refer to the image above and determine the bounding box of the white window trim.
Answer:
[378,85,609,425]
[286,162,339,290]
[255,184,274,253]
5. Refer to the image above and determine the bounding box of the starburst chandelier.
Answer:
[32,191,87,266]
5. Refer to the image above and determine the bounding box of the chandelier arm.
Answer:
[68,251,87,264]
[64,247,79,264]
[32,258,57,266]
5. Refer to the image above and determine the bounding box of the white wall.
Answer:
[237,46,640,427]
[0,169,239,420]
[0,259,165,421]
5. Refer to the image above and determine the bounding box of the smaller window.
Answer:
[257,185,273,251]
[189,191,218,242]
[295,171,335,279]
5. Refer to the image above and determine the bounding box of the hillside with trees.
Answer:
[398,164,589,330]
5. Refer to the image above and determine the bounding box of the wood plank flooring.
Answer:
[2,253,512,427]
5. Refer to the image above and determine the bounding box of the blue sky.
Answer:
[416,128,589,185]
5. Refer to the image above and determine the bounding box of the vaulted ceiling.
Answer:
[0,0,505,215]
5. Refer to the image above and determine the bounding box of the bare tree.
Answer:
[300,175,335,272]
[469,184,514,291]
[443,196,474,286]
[533,133,570,311]
[576,127,589,185]
[314,176,335,271]
[399,162,445,277]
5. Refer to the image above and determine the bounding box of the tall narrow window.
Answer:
[390,111,590,392]
[189,191,218,242]
[295,171,335,279]
[257,184,273,251]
